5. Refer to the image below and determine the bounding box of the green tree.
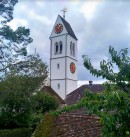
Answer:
[31,92,59,128]
[0,0,33,77]
[83,46,130,92]
[0,53,49,129]
[32,92,59,114]
[0,0,18,23]
[81,46,130,136]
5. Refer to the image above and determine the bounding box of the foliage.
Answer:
[0,0,33,77]
[32,114,55,137]
[0,70,60,129]
[81,47,130,136]
[12,52,48,78]
[31,92,59,128]
[0,52,50,129]
[83,46,130,92]
[0,0,18,23]
[79,89,130,137]
[0,128,33,137]
[32,92,59,114]
[0,25,33,77]
[32,113,65,137]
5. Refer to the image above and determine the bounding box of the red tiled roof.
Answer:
[66,84,104,105]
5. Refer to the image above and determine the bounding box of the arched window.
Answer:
[70,42,72,55]
[55,42,58,55]
[72,43,75,57]
[59,41,62,54]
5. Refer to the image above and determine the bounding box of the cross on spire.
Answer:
[61,7,67,19]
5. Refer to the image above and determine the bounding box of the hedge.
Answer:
[0,128,33,137]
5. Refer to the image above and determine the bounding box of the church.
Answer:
[49,14,78,100]
[34,13,104,137]
[48,13,104,102]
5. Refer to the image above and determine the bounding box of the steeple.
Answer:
[50,14,78,99]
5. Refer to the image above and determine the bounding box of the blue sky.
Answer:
[8,0,130,85]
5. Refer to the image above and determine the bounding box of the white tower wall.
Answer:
[50,15,78,99]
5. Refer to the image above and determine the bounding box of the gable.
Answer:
[50,15,68,38]
[50,15,78,40]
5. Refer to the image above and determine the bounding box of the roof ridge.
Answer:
[59,15,78,40]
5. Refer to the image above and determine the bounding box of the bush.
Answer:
[0,128,33,137]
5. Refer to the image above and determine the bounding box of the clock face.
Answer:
[55,24,63,34]
[70,62,76,74]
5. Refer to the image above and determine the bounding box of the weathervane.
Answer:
[61,7,67,19]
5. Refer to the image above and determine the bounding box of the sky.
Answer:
[8,0,130,86]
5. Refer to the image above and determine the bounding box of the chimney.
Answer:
[89,81,93,85]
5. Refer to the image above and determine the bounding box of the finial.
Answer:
[61,7,67,19]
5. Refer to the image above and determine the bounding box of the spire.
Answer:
[61,7,67,19]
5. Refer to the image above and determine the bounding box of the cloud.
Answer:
[80,0,102,20]
[9,0,130,83]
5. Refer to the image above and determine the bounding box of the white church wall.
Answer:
[66,80,77,94]
[51,80,66,99]
[51,35,66,58]
[50,58,65,79]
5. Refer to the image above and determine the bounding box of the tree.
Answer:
[0,24,33,77]
[0,53,49,129]
[0,0,18,23]
[32,92,59,114]
[80,46,130,136]
[0,0,33,78]
[31,92,59,128]
[83,46,130,92]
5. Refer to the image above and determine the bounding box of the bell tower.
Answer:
[50,14,78,99]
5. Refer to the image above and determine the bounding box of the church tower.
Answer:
[50,14,78,99]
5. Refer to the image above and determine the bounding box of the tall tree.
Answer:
[0,0,18,23]
[0,53,49,129]
[83,46,130,92]
[80,46,130,136]
[0,0,33,77]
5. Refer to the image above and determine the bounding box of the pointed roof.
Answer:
[59,15,78,40]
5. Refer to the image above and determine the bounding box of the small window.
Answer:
[59,41,62,54]
[70,42,72,55]
[57,63,60,69]
[57,83,60,90]
[55,42,58,55]
[73,43,75,57]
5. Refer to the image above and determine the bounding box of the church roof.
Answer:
[59,15,78,40]
[41,86,65,104]
[66,84,104,105]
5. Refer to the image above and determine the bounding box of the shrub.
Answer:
[0,128,33,137]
